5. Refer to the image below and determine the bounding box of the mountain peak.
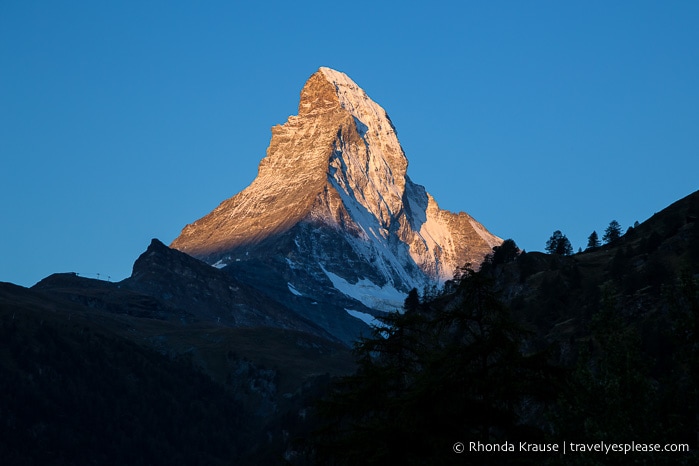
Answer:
[297,68,341,116]
[171,68,500,324]
[172,68,414,258]
[298,67,407,195]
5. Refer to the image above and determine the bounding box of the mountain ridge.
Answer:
[2,185,697,464]
[171,67,501,321]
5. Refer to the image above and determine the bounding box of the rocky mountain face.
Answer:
[171,67,501,339]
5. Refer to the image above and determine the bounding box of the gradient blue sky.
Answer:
[2,1,698,287]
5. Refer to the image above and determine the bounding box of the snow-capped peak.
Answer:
[171,67,501,325]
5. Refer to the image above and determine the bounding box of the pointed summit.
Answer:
[172,68,500,321]
[297,68,341,116]
[172,68,410,257]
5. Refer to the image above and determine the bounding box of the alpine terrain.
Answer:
[2,67,697,465]
[171,67,501,343]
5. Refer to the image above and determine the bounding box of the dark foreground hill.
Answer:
[2,189,699,464]
[0,277,354,464]
[305,190,699,465]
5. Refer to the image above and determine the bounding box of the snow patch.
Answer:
[212,260,227,269]
[287,283,303,296]
[321,265,406,312]
[345,309,381,328]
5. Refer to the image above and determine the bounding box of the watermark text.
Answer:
[452,440,690,456]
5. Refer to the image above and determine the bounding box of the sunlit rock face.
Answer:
[171,67,500,329]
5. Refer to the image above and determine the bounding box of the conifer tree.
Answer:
[603,220,622,244]
[546,230,573,255]
[586,230,600,249]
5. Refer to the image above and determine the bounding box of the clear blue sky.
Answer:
[2,1,698,287]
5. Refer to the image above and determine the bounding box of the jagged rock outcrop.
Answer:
[171,67,501,332]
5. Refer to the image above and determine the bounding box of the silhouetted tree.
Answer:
[603,220,622,244]
[404,288,420,313]
[586,230,600,250]
[491,238,519,265]
[480,239,520,275]
[546,230,573,255]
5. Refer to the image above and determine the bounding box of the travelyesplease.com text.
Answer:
[455,440,690,455]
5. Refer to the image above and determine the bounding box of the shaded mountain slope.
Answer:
[1,241,357,463]
[0,282,251,465]
[33,239,346,343]
[492,189,699,348]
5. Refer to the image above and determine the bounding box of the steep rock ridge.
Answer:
[400,182,503,281]
[172,67,500,317]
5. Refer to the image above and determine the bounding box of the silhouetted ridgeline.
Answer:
[307,190,699,465]
[1,189,698,464]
